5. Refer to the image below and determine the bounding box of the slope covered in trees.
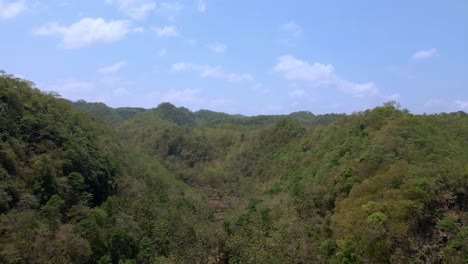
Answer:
[0,74,214,263]
[116,101,467,263]
[0,72,466,263]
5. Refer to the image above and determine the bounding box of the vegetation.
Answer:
[0,72,466,263]
[71,100,145,125]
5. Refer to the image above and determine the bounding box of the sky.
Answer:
[1,0,467,115]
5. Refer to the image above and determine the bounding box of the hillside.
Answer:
[0,73,466,263]
[0,74,214,263]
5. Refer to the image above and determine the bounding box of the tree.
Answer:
[41,194,64,233]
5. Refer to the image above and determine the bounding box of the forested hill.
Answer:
[71,100,345,127]
[70,100,146,125]
[0,74,214,263]
[1,73,467,263]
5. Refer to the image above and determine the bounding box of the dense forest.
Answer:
[0,72,467,263]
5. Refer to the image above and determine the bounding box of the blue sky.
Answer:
[1,0,467,115]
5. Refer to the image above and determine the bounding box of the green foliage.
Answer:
[338,240,359,264]
[367,212,388,225]
[109,227,138,262]
[0,74,121,262]
[41,194,65,232]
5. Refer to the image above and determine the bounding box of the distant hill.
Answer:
[194,109,241,124]
[71,100,145,124]
[70,100,344,127]
[151,102,197,126]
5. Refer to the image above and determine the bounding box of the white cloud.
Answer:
[210,43,227,54]
[280,21,302,37]
[98,61,127,74]
[105,0,156,19]
[33,17,132,49]
[171,63,190,71]
[197,0,206,13]
[0,0,26,20]
[274,55,379,98]
[154,26,178,37]
[337,80,379,98]
[455,100,468,110]
[274,55,335,83]
[412,48,438,60]
[171,62,253,82]
[279,20,303,46]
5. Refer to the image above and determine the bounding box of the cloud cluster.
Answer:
[412,48,438,60]
[171,62,253,82]
[280,21,302,37]
[0,0,26,20]
[98,61,127,74]
[197,0,206,13]
[209,43,227,54]
[279,21,303,46]
[274,55,378,97]
[153,26,178,37]
[33,17,133,49]
[274,55,334,83]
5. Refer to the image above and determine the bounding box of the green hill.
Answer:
[0,74,213,263]
[1,72,466,263]
[71,100,145,125]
